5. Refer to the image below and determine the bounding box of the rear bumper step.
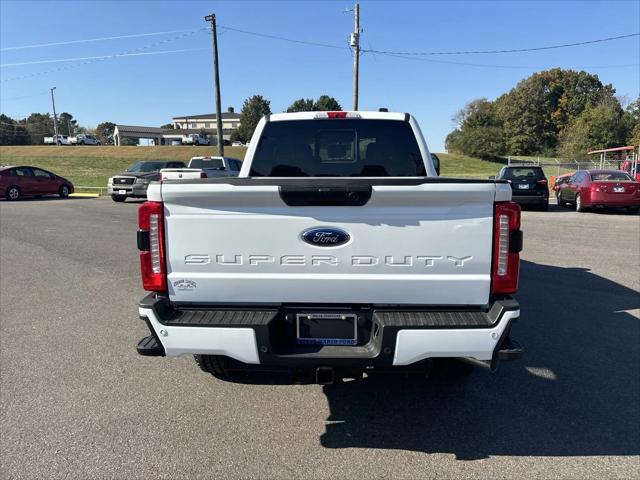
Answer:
[136,335,165,357]
[136,294,521,370]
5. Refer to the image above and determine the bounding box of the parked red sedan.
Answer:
[0,165,74,201]
[557,169,640,213]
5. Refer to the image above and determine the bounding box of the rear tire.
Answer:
[59,185,70,198]
[111,194,126,202]
[194,355,230,379]
[575,193,586,212]
[430,359,474,380]
[6,186,20,201]
[628,206,640,214]
[539,201,549,211]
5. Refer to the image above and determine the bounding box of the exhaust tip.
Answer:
[316,367,335,385]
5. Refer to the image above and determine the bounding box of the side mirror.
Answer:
[430,154,441,176]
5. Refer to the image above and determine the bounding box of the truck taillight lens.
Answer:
[138,201,166,292]
[491,202,522,295]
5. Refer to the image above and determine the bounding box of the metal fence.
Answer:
[507,156,628,178]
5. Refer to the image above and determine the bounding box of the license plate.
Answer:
[613,186,625,193]
[118,189,127,195]
[296,313,357,346]
[517,184,530,189]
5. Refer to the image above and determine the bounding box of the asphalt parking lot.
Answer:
[1,197,638,479]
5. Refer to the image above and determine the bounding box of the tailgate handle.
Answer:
[279,185,372,206]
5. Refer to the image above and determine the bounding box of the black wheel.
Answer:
[5,186,20,201]
[111,194,126,202]
[97,141,101,145]
[79,141,85,145]
[194,355,230,379]
[575,193,586,212]
[59,185,70,198]
[539,201,549,211]
[430,358,474,380]
[628,206,640,214]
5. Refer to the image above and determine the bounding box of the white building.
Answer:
[113,107,241,146]
[172,108,241,130]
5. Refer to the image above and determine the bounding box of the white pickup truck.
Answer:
[135,111,523,384]
[43,134,69,145]
[160,156,242,180]
[69,133,101,145]
[181,133,210,145]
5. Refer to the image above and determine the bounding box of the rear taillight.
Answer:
[491,202,522,295]
[138,201,167,292]
[537,179,548,185]
[200,171,207,178]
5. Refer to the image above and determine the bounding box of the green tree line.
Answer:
[445,68,639,160]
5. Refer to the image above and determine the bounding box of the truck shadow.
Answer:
[319,260,640,459]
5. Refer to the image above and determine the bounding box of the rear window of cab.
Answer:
[249,119,425,177]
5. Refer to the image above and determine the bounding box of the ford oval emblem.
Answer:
[301,227,350,247]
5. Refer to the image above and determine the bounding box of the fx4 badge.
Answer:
[173,279,197,291]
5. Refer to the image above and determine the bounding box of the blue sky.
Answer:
[1,0,638,151]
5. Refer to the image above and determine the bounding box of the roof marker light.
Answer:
[314,111,361,119]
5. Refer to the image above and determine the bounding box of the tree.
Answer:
[622,97,640,145]
[287,98,314,112]
[160,123,175,129]
[557,102,627,160]
[446,99,506,158]
[0,114,29,145]
[236,95,271,143]
[314,95,342,111]
[95,122,116,144]
[24,113,54,145]
[495,68,617,155]
[58,112,78,135]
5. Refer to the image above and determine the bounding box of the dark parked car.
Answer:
[495,165,549,210]
[108,160,186,202]
[557,169,640,213]
[0,165,74,201]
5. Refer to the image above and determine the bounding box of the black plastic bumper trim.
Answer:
[137,294,520,368]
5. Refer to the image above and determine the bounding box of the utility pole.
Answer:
[205,13,224,156]
[350,2,360,111]
[50,87,59,146]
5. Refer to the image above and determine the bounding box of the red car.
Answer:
[0,165,74,201]
[557,169,640,213]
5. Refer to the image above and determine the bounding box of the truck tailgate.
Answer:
[160,180,498,306]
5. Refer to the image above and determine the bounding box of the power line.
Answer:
[0,91,49,101]
[362,32,640,56]
[367,50,640,70]
[0,29,196,51]
[217,25,348,51]
[0,28,207,83]
[1,48,209,68]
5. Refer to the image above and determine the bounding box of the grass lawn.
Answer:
[0,146,507,191]
[0,146,248,189]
